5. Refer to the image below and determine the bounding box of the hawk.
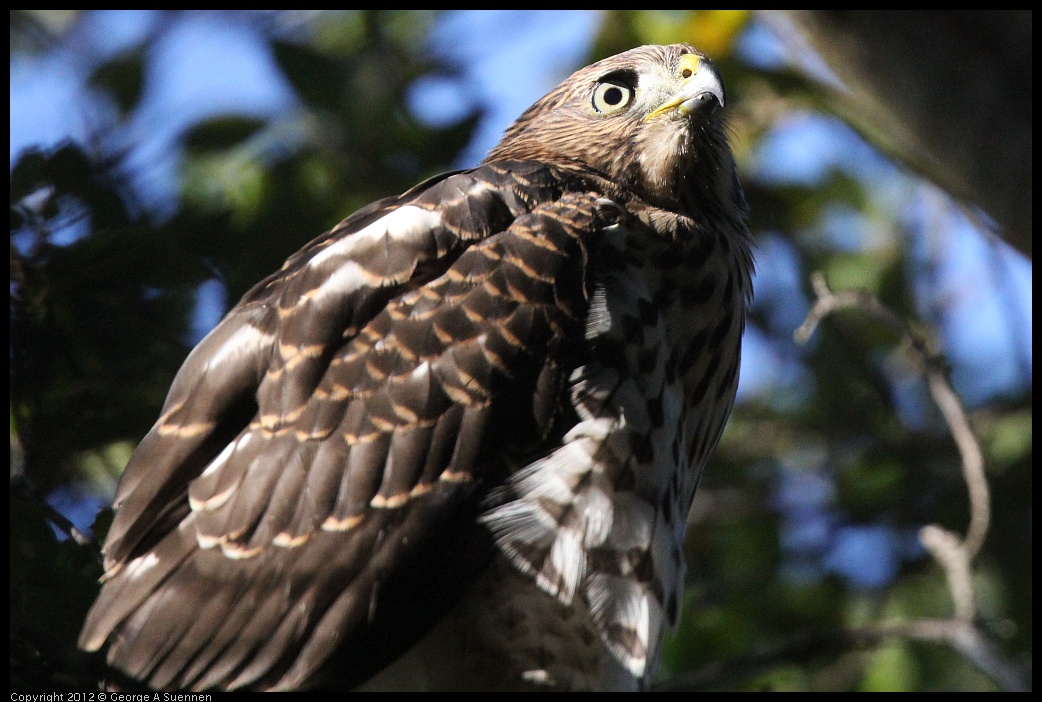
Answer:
[79,43,753,691]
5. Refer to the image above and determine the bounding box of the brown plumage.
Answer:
[79,43,752,691]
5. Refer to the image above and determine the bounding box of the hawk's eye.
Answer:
[592,80,634,114]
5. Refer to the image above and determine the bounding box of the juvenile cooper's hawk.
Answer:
[79,44,753,691]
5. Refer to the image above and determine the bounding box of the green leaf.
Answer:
[182,115,269,154]
[88,49,146,114]
[272,39,345,113]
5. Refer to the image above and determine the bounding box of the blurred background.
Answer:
[10,10,1031,691]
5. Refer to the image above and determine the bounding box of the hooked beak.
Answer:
[644,53,725,123]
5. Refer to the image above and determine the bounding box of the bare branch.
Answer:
[795,271,989,559]
[919,525,975,622]
[658,619,1028,692]
[780,272,1024,691]
[10,475,102,562]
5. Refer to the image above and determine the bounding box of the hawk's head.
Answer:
[485,44,733,215]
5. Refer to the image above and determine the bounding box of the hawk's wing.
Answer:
[79,160,615,691]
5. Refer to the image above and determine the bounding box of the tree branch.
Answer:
[658,619,1027,692]
[782,271,1025,691]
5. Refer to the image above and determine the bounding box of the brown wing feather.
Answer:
[80,162,613,690]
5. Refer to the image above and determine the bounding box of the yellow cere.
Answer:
[643,53,703,123]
